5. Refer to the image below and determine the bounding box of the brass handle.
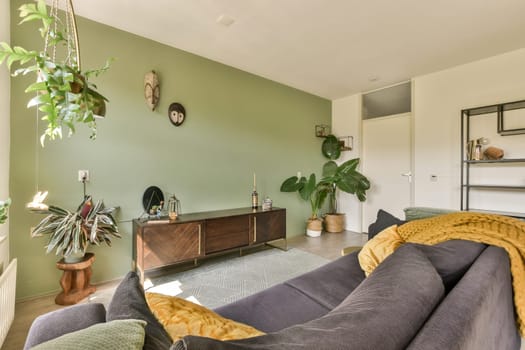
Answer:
[254,217,257,242]
[198,224,202,255]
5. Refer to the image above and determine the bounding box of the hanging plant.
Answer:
[0,0,112,144]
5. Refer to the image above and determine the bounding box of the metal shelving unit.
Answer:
[461,102,525,219]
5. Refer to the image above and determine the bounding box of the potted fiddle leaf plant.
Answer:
[0,0,111,144]
[32,196,120,263]
[0,198,11,225]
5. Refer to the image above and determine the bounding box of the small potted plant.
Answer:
[32,196,120,262]
[281,135,370,235]
[280,174,327,237]
[0,198,11,225]
[0,0,111,144]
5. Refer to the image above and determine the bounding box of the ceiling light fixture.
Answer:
[216,14,235,27]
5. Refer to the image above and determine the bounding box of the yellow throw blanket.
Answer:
[358,212,525,336]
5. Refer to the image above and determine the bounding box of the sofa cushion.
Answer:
[24,303,106,349]
[358,224,405,276]
[403,206,457,221]
[284,250,365,309]
[214,282,330,333]
[408,240,487,292]
[107,272,173,350]
[145,292,264,342]
[368,209,406,239]
[174,244,445,350]
[31,319,146,350]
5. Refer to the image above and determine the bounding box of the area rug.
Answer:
[144,248,329,309]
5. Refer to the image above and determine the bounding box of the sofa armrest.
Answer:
[24,303,106,349]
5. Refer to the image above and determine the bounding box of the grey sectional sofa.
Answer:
[24,241,521,350]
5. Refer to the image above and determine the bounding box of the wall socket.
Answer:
[78,170,90,182]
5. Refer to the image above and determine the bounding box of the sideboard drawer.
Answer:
[141,222,202,270]
[205,216,250,254]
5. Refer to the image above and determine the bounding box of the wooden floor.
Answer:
[1,230,365,350]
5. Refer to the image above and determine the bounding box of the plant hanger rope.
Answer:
[0,0,111,143]
[44,0,81,69]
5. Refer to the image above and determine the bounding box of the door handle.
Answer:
[401,172,412,183]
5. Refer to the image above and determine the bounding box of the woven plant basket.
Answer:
[324,213,345,233]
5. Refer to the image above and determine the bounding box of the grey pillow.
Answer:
[107,272,173,350]
[403,207,457,221]
[174,244,445,350]
[367,209,405,239]
[408,240,486,292]
[31,319,146,350]
[24,303,106,349]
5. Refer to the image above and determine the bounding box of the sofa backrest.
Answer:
[407,246,520,350]
[174,244,445,350]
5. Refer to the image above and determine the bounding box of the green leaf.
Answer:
[299,174,316,201]
[337,172,370,200]
[322,161,338,177]
[0,42,11,51]
[321,135,341,160]
[337,158,359,174]
[280,176,304,192]
[27,93,51,107]
[18,3,37,18]
[36,0,48,16]
[25,81,47,93]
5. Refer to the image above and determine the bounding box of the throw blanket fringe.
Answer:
[375,212,525,336]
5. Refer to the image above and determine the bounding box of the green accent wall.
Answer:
[9,0,331,299]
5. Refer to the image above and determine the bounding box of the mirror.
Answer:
[142,186,164,214]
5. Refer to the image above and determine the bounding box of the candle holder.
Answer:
[168,195,181,220]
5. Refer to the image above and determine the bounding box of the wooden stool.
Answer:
[55,253,96,305]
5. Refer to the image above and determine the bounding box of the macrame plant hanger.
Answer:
[45,0,81,70]
[27,0,82,212]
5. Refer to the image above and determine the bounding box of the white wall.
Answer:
[0,0,10,271]
[331,94,362,232]
[413,48,525,209]
[333,47,525,231]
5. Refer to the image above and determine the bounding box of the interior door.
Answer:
[362,113,412,231]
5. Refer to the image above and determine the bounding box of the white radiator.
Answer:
[0,235,16,348]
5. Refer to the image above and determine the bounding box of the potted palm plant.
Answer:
[281,135,370,235]
[0,0,111,144]
[32,196,120,262]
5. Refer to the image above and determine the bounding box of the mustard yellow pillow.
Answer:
[358,224,405,276]
[145,292,265,342]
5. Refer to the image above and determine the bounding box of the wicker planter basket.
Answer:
[324,213,345,233]
[306,218,323,237]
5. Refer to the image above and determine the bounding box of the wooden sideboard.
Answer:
[132,207,286,279]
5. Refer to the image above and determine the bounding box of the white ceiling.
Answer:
[70,0,525,99]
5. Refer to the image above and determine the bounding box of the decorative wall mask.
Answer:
[144,71,160,111]
[168,103,186,126]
